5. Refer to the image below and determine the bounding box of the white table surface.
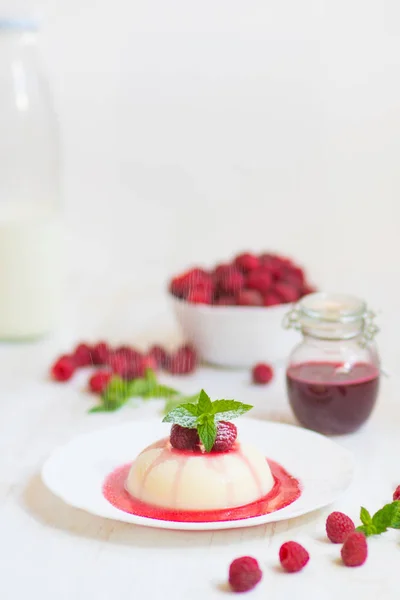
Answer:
[1,277,398,600]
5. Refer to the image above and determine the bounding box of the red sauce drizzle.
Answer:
[103,459,301,523]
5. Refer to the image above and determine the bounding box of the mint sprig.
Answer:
[89,369,179,413]
[356,501,400,536]
[162,389,253,452]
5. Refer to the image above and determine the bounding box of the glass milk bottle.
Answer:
[0,18,62,339]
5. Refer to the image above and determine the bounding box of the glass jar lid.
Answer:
[284,292,379,344]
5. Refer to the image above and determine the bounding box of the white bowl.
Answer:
[171,296,301,368]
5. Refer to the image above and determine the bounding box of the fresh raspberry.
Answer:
[89,370,112,394]
[263,292,281,307]
[170,268,212,299]
[274,282,300,304]
[170,424,200,450]
[217,268,244,295]
[326,511,355,543]
[148,345,168,368]
[92,342,111,365]
[341,532,368,567]
[235,289,263,306]
[215,295,236,306]
[246,269,273,294]
[108,353,130,378]
[252,363,274,384]
[234,253,260,273]
[186,286,212,304]
[278,265,305,286]
[72,343,93,367]
[212,421,237,452]
[393,485,400,501]
[166,345,198,375]
[228,556,262,593]
[279,541,309,573]
[51,355,75,382]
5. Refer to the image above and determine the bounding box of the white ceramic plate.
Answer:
[41,419,354,531]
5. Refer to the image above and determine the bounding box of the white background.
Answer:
[34,0,399,304]
[1,4,400,598]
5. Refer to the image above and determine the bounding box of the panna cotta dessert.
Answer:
[125,391,274,511]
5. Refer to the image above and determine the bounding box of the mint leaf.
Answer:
[145,368,157,385]
[197,389,212,414]
[360,507,373,527]
[372,502,400,534]
[162,405,198,428]
[211,399,253,421]
[389,501,400,528]
[127,378,150,397]
[197,415,217,452]
[144,384,179,399]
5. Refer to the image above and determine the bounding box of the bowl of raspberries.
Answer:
[168,251,316,367]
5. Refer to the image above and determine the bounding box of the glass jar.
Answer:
[0,18,62,339]
[283,292,380,435]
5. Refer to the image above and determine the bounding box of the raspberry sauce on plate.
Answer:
[103,459,301,523]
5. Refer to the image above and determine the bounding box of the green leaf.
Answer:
[143,384,179,399]
[197,415,217,452]
[145,368,157,384]
[162,405,198,428]
[360,506,373,526]
[389,501,400,529]
[372,502,400,534]
[127,378,150,396]
[211,399,253,421]
[197,389,213,414]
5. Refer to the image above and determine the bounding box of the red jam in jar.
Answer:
[284,293,380,435]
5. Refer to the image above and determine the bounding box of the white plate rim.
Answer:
[41,419,355,531]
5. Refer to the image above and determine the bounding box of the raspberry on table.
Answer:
[341,531,368,567]
[170,424,200,450]
[279,541,309,573]
[326,511,355,543]
[212,421,237,452]
[252,363,274,385]
[72,343,93,367]
[228,556,262,593]
[51,355,75,382]
[89,370,112,394]
[91,342,110,365]
[393,485,400,501]
[148,345,168,368]
[166,345,198,375]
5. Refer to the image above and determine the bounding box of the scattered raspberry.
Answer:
[263,291,281,307]
[326,511,355,543]
[166,345,198,375]
[341,532,368,567]
[108,353,130,378]
[92,342,110,365]
[274,282,300,304]
[228,556,262,593]
[279,541,309,573]
[89,370,112,394]
[246,269,273,294]
[186,287,212,304]
[51,355,75,382]
[235,289,263,306]
[170,424,200,450]
[234,252,260,273]
[252,363,274,385]
[73,343,93,367]
[212,421,237,452]
[393,486,400,501]
[148,345,168,368]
